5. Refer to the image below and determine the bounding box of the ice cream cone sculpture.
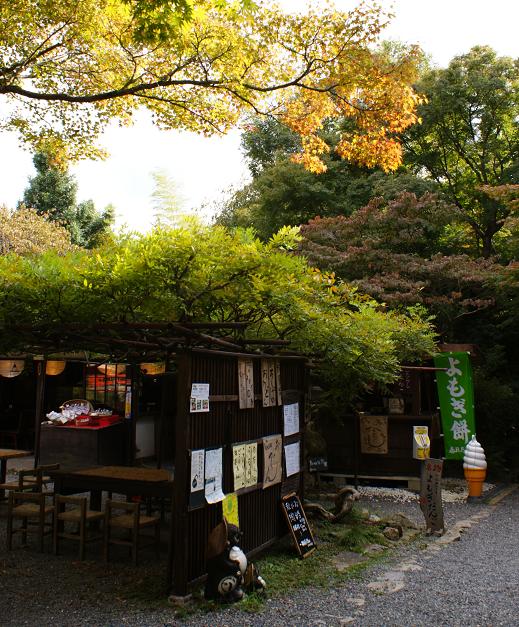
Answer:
[463,435,487,498]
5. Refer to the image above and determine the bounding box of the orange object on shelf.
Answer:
[97,415,122,427]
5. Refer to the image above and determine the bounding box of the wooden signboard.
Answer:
[261,358,280,407]
[281,493,316,558]
[360,415,388,454]
[238,358,255,409]
[419,458,445,534]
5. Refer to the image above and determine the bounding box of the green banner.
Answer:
[434,352,476,459]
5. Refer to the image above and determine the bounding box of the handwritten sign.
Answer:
[238,358,254,409]
[189,448,205,508]
[284,441,300,477]
[261,358,280,407]
[262,434,282,488]
[283,403,300,436]
[281,493,316,558]
[205,447,225,504]
[360,415,388,454]
[232,442,258,491]
[419,458,445,534]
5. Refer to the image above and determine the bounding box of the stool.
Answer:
[54,495,104,561]
[104,499,160,566]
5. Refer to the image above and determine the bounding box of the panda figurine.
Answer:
[204,519,266,602]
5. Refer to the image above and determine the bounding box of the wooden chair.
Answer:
[24,464,59,493]
[53,495,104,561]
[6,491,54,552]
[0,468,42,496]
[104,499,160,566]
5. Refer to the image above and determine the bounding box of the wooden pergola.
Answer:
[4,320,309,597]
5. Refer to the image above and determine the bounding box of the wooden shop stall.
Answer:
[6,321,309,598]
[320,365,443,487]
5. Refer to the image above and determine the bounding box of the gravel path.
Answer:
[1,489,517,627]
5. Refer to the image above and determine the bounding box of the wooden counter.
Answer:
[39,421,128,469]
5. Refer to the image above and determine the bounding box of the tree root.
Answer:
[305,486,360,523]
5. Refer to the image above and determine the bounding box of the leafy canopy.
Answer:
[300,192,498,336]
[1,1,421,171]
[0,221,436,394]
[403,46,519,257]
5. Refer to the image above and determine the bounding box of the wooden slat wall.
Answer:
[170,351,306,596]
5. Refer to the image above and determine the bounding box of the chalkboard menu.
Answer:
[281,493,316,558]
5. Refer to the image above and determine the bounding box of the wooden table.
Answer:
[48,465,174,510]
[0,448,31,499]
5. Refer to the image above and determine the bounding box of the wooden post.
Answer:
[33,359,46,467]
[129,364,140,465]
[157,365,174,469]
[168,351,191,598]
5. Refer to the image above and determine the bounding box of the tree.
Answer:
[300,193,498,337]
[216,117,438,240]
[0,206,73,255]
[0,221,436,400]
[403,46,519,257]
[1,1,422,171]
[21,150,114,247]
[151,169,185,227]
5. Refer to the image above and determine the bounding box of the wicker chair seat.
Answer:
[12,503,54,517]
[109,513,159,529]
[57,509,104,523]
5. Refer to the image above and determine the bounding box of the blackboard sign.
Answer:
[308,456,328,472]
[281,493,316,558]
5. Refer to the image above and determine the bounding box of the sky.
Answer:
[1,0,518,231]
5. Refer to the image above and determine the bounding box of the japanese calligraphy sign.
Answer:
[419,458,445,534]
[281,493,316,558]
[261,358,281,407]
[232,442,258,491]
[262,434,282,489]
[434,351,476,459]
[360,415,388,454]
[238,358,254,409]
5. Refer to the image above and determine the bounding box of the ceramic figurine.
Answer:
[204,519,266,602]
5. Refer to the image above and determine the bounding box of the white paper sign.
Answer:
[191,383,210,399]
[283,403,300,436]
[284,441,300,477]
[205,447,225,504]
[190,383,210,413]
[190,449,205,493]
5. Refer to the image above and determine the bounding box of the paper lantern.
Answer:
[97,363,126,376]
[140,362,166,376]
[46,360,66,376]
[0,359,25,378]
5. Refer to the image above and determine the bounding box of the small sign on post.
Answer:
[419,458,445,535]
[281,493,316,558]
[413,426,430,460]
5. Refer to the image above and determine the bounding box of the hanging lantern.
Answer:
[140,362,166,376]
[46,360,66,376]
[97,363,126,377]
[0,359,25,378]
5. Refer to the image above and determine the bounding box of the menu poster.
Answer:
[283,403,300,436]
[233,442,258,491]
[244,442,258,486]
[284,441,300,477]
[189,448,205,508]
[262,434,282,489]
[281,493,316,558]
[205,447,225,504]
[232,444,247,491]
[190,383,210,413]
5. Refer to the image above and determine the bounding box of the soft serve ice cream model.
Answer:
[463,435,487,499]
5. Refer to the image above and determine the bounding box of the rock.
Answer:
[368,514,381,523]
[383,526,402,541]
[332,551,368,572]
[363,543,386,555]
[384,512,419,530]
